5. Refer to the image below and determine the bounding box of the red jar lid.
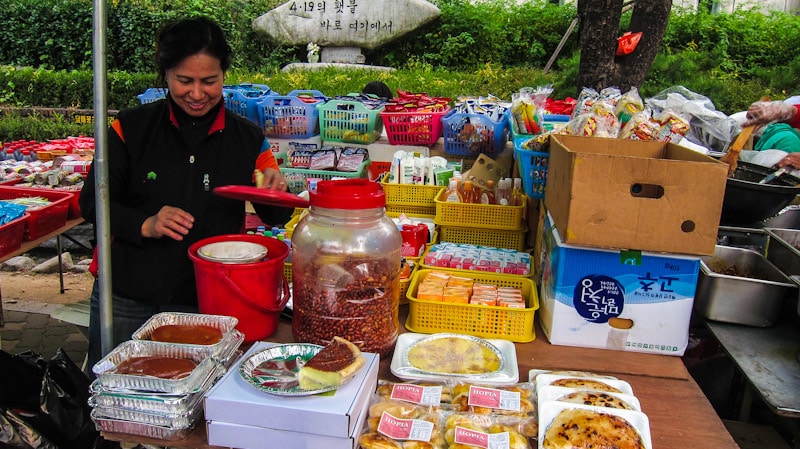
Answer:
[309,178,385,209]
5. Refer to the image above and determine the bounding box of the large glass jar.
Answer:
[291,179,402,357]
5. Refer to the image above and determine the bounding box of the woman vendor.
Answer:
[742,99,800,168]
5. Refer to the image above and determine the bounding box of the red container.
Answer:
[381,106,449,146]
[0,213,28,258]
[0,186,72,240]
[188,234,290,342]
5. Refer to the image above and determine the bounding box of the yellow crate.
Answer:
[405,269,538,342]
[381,174,445,207]
[434,190,526,230]
[398,261,418,306]
[386,204,436,219]
[438,225,527,251]
[284,262,292,284]
[284,209,308,240]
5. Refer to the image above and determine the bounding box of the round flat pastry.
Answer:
[557,391,635,410]
[406,335,501,375]
[542,408,645,449]
[549,377,622,393]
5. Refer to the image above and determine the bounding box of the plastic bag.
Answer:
[645,86,739,152]
[0,407,59,449]
[616,31,643,56]
[0,349,109,449]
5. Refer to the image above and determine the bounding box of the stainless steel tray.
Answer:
[92,340,221,394]
[131,312,240,357]
[696,245,797,327]
[765,228,800,276]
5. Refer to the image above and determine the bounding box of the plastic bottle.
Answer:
[443,178,464,203]
[479,180,496,205]
[497,178,510,206]
[291,179,401,357]
[511,177,524,206]
[463,180,477,204]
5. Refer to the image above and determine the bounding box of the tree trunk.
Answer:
[576,0,673,96]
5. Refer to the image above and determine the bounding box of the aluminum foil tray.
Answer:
[92,340,220,394]
[91,402,201,429]
[131,312,240,357]
[89,347,241,415]
[91,409,195,441]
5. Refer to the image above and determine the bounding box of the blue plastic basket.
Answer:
[442,110,509,157]
[223,84,276,123]
[137,88,167,104]
[257,94,323,138]
[514,145,549,199]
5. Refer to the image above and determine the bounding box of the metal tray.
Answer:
[131,312,240,357]
[92,340,221,394]
[695,245,797,327]
[91,402,201,429]
[765,228,800,276]
[90,409,196,441]
[390,333,519,385]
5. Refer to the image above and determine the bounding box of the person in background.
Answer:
[742,98,800,168]
[362,81,393,100]
[79,16,293,371]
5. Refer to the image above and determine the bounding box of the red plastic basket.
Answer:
[0,186,72,240]
[380,107,450,146]
[0,213,28,258]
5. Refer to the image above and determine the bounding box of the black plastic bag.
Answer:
[0,406,59,449]
[0,348,110,449]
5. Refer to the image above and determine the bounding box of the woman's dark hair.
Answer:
[154,16,232,87]
[362,81,393,100]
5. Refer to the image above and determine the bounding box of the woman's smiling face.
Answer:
[167,52,224,118]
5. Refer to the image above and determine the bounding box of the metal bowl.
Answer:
[720,162,800,225]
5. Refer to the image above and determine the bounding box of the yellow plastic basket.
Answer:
[434,190,526,230]
[283,209,308,240]
[406,269,538,342]
[398,262,418,306]
[385,204,436,219]
[438,225,527,251]
[381,174,445,207]
[284,262,292,284]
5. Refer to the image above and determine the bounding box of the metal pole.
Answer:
[93,0,114,358]
[544,16,579,73]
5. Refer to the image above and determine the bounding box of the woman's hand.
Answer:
[255,168,288,191]
[777,152,800,170]
[141,206,195,240]
[743,101,797,127]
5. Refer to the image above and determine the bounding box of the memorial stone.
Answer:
[253,0,440,67]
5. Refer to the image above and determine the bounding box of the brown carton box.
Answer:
[544,135,728,256]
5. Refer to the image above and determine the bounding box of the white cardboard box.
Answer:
[207,392,369,449]
[538,211,700,356]
[204,341,379,438]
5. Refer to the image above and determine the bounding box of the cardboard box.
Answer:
[544,135,728,256]
[206,390,369,449]
[204,342,379,438]
[539,211,700,356]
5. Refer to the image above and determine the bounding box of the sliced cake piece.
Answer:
[297,336,365,390]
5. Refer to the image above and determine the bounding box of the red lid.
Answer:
[309,179,385,209]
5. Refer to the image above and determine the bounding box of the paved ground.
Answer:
[0,300,89,368]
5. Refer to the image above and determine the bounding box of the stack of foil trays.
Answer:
[89,313,243,441]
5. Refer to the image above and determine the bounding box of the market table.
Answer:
[0,216,85,326]
[102,309,739,449]
[705,316,800,420]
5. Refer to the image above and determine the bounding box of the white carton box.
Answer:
[204,341,379,438]
[538,211,700,356]
[207,389,370,449]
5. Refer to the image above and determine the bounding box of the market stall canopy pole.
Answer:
[92,0,114,358]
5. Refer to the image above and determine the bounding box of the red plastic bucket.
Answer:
[188,234,289,342]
